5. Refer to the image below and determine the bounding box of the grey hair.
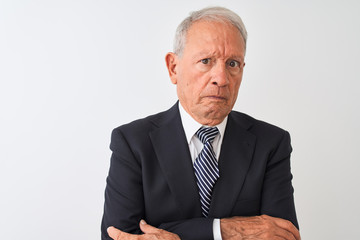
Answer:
[173,6,248,56]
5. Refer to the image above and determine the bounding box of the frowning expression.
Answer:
[166,20,246,126]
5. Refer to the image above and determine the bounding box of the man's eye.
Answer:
[201,58,210,64]
[228,60,239,68]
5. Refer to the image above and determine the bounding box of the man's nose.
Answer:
[211,62,229,87]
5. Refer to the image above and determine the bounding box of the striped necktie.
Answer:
[194,126,220,217]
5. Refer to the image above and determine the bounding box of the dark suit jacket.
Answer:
[101,102,298,240]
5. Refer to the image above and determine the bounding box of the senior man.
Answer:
[101,6,300,240]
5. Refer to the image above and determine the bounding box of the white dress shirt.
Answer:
[178,103,227,240]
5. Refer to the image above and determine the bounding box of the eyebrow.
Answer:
[228,56,244,62]
[192,51,244,62]
[192,51,215,59]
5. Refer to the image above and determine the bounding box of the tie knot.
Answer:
[196,126,219,144]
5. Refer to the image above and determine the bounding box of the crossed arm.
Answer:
[102,128,300,240]
[108,216,300,240]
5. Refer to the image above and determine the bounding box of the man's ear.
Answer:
[165,52,178,84]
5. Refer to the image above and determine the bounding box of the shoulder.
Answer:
[111,103,179,144]
[229,111,292,159]
[229,110,290,143]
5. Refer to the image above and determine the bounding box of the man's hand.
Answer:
[220,215,300,240]
[107,220,180,240]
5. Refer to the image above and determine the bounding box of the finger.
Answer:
[273,237,290,240]
[139,220,161,234]
[275,221,300,240]
[107,226,134,240]
[274,228,297,240]
[268,216,300,240]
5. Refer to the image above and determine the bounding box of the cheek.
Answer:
[184,73,205,93]
[229,79,242,98]
[179,66,210,99]
[177,77,197,102]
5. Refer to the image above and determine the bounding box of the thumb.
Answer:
[107,226,132,240]
[139,220,160,234]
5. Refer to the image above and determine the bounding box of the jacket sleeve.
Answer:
[101,128,214,240]
[260,131,299,229]
[101,128,145,239]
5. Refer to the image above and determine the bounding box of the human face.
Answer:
[166,20,245,126]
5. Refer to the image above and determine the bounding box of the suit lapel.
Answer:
[149,103,202,218]
[209,112,256,218]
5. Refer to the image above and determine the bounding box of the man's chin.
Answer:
[204,102,230,113]
[200,106,230,124]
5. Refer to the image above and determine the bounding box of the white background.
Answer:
[1,0,359,239]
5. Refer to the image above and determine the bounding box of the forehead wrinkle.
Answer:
[185,21,245,61]
[205,34,243,60]
[192,50,218,59]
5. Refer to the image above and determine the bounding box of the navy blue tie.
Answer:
[194,126,220,217]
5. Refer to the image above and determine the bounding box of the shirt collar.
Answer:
[178,102,228,144]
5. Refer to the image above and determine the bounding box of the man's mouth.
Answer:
[205,95,227,100]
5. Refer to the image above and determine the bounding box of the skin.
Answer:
[107,220,180,240]
[165,20,245,126]
[108,215,300,240]
[220,215,301,240]
[107,20,301,240]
